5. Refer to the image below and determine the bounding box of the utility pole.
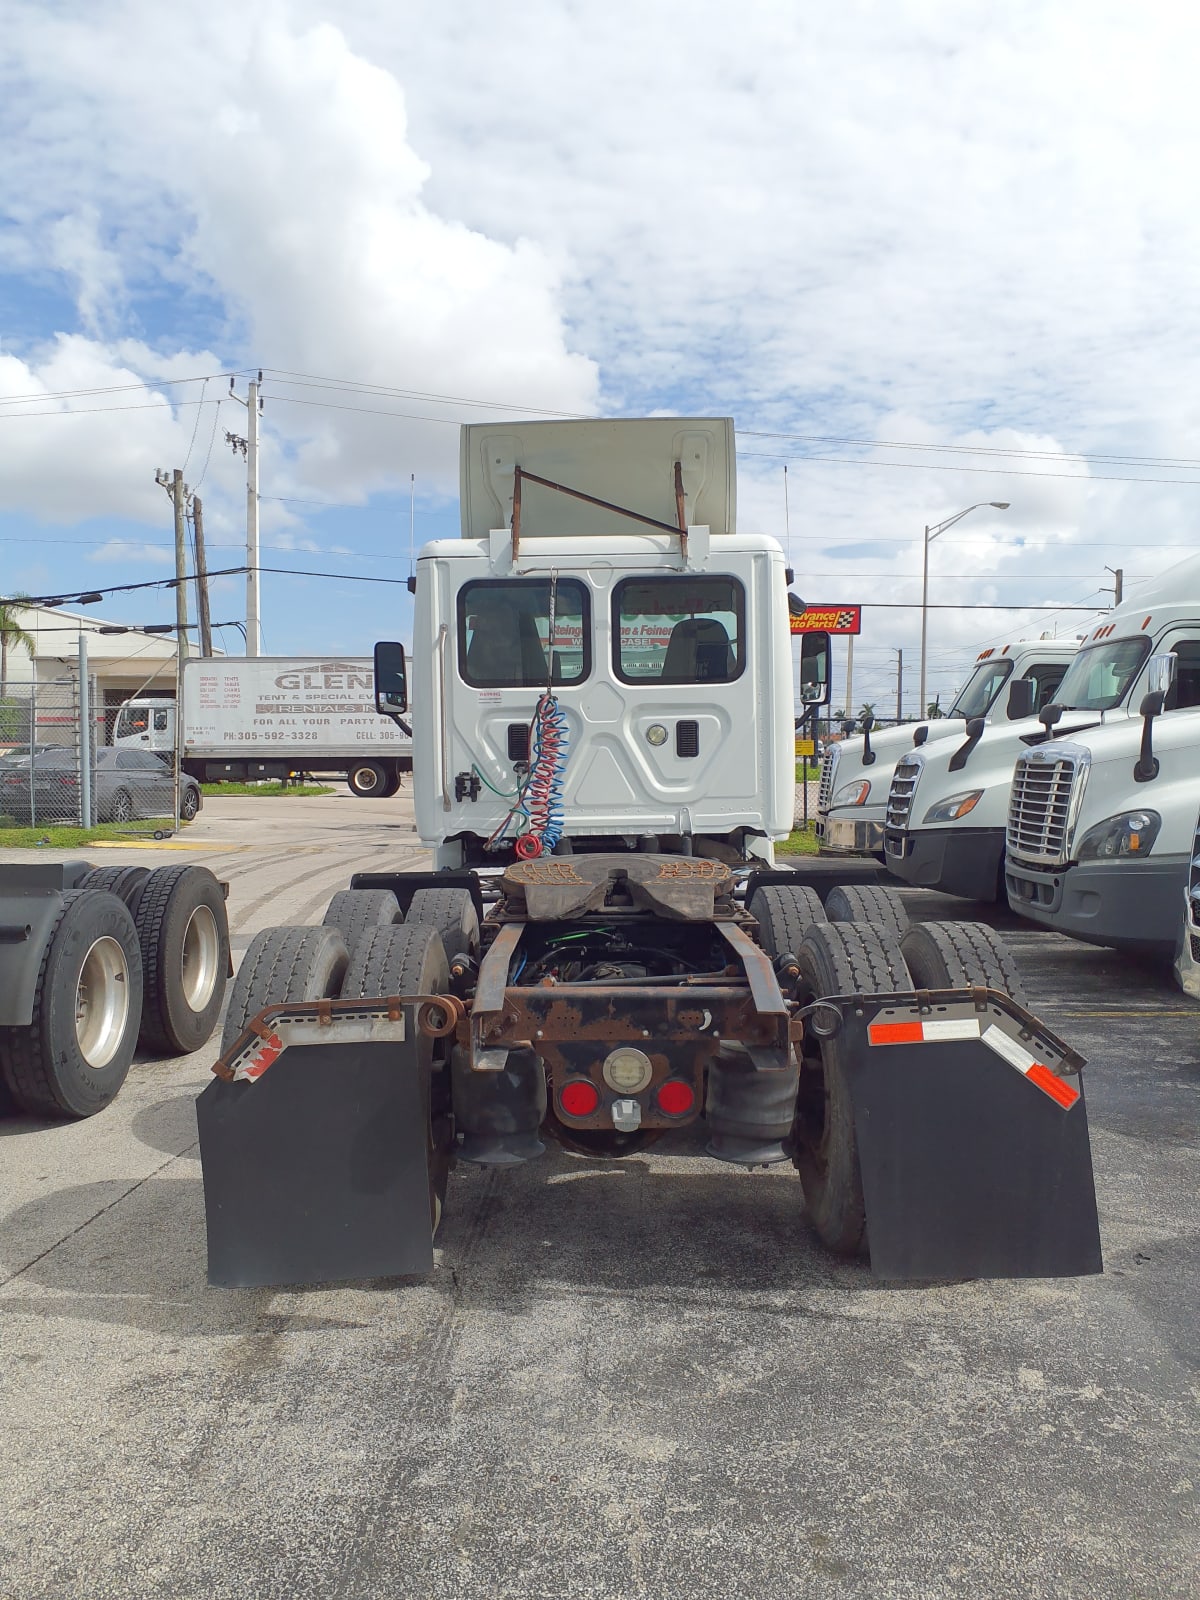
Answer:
[192,495,214,657]
[844,635,854,721]
[895,647,903,721]
[227,372,263,655]
[1104,566,1124,606]
[156,468,190,661]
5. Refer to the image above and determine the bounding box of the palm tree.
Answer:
[858,701,876,724]
[0,599,35,701]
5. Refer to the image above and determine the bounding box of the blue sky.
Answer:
[3,1,1200,711]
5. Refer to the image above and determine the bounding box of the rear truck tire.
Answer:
[135,865,231,1055]
[382,770,403,798]
[341,923,453,1228]
[791,920,912,1256]
[0,890,144,1118]
[347,761,388,798]
[322,888,402,955]
[824,883,910,945]
[81,864,151,919]
[900,920,1029,1010]
[221,924,349,1053]
[749,884,826,959]
[405,887,480,961]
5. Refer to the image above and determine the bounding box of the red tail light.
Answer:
[559,1080,600,1117]
[656,1080,695,1116]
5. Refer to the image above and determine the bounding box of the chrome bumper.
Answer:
[820,813,885,855]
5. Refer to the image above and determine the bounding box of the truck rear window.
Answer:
[457,579,590,688]
[612,577,745,685]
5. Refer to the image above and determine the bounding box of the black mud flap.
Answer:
[197,1032,434,1289]
[836,994,1103,1280]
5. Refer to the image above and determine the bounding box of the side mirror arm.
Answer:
[948,716,986,773]
[1134,690,1165,782]
[861,714,875,766]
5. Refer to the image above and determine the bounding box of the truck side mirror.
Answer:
[1134,688,1167,782]
[798,631,831,706]
[1038,701,1063,736]
[1006,676,1036,720]
[913,724,929,747]
[1146,653,1177,697]
[860,711,875,766]
[948,716,986,773]
[373,640,410,724]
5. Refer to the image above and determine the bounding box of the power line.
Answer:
[741,449,1200,487]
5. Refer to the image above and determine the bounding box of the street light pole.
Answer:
[919,501,1010,718]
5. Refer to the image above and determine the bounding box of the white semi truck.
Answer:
[884,552,1200,908]
[817,638,1076,857]
[1002,571,1200,955]
[113,655,413,796]
[1176,801,1200,999]
[194,416,1102,1289]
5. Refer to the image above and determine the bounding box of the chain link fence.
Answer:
[0,678,186,836]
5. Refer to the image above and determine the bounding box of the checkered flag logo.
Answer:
[835,610,857,629]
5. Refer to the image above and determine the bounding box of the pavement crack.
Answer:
[0,1140,199,1291]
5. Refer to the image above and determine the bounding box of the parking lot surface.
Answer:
[1,796,1197,1599]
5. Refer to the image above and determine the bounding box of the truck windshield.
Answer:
[115,708,146,738]
[458,578,590,688]
[612,576,745,684]
[1054,636,1149,711]
[947,659,1012,720]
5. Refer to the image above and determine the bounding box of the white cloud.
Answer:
[2,1,1199,701]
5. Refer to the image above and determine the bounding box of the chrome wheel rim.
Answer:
[181,904,220,1010]
[76,937,131,1068]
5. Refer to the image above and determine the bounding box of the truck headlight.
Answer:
[832,779,871,807]
[922,789,983,824]
[1076,810,1161,861]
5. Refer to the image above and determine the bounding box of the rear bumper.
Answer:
[819,811,885,855]
[1005,854,1189,958]
[883,825,1004,902]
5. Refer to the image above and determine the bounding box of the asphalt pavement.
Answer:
[0,794,1196,1599]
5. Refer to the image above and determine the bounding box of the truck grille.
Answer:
[1006,750,1079,866]
[885,756,924,831]
[817,745,839,813]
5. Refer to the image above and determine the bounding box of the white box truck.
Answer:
[113,657,413,797]
[817,637,1076,857]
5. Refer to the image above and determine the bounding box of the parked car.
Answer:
[0,747,201,825]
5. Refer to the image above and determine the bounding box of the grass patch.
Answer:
[779,822,821,856]
[796,762,820,780]
[0,819,181,847]
[199,781,334,797]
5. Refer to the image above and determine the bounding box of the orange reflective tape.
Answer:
[868,1021,925,1045]
[1026,1061,1080,1108]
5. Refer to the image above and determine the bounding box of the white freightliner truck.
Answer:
[884,552,1200,908]
[192,417,1102,1289]
[1002,565,1200,957]
[113,656,413,797]
[817,638,1077,857]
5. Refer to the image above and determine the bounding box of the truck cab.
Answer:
[885,552,1200,908]
[397,418,826,869]
[817,639,1075,857]
[112,698,175,754]
[1003,570,1200,954]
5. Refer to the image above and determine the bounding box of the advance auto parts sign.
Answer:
[185,658,410,749]
[790,605,861,636]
